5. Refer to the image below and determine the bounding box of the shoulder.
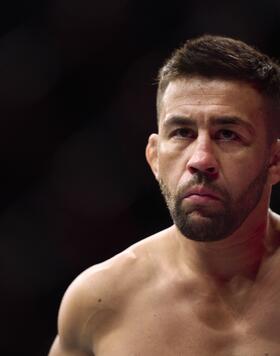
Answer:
[270,209,280,229]
[269,209,280,243]
[56,227,173,352]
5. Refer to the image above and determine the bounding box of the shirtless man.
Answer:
[49,35,280,355]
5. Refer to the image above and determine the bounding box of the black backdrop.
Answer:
[1,1,280,355]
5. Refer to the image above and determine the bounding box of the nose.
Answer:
[186,134,219,178]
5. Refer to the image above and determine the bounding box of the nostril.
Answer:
[189,166,199,174]
[206,167,219,178]
[188,165,218,177]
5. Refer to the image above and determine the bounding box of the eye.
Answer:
[171,128,195,139]
[216,129,239,141]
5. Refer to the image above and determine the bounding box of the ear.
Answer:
[145,133,159,181]
[268,139,280,185]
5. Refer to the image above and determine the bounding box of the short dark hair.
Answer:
[157,35,280,138]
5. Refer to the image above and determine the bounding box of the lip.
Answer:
[184,186,221,201]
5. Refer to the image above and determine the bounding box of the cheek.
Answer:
[157,148,186,190]
[221,153,267,197]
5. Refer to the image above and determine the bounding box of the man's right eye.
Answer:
[171,128,195,139]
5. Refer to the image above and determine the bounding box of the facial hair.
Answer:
[159,163,269,242]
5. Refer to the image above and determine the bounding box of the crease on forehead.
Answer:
[160,78,267,123]
[164,79,258,103]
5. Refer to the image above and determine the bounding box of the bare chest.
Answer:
[94,283,280,356]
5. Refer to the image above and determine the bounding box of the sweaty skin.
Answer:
[49,78,280,356]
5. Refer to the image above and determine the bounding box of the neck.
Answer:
[174,207,275,283]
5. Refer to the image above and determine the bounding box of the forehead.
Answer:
[159,77,268,128]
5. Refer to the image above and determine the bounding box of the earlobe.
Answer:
[145,133,159,180]
[268,139,280,185]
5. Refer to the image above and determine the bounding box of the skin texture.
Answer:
[49,78,280,356]
[156,78,272,242]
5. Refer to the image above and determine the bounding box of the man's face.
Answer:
[149,77,273,242]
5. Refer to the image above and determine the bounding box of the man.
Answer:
[49,35,280,355]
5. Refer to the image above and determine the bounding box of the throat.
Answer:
[182,239,266,284]
[180,220,269,282]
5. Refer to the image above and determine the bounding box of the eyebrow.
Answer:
[162,115,255,134]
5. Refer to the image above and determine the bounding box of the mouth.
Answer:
[183,187,221,202]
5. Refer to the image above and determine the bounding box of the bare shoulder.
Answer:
[55,227,173,353]
[264,210,280,260]
[270,209,280,230]
[269,209,280,245]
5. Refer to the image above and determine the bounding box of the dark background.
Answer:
[2,1,280,355]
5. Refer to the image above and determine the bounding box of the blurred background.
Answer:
[1,0,280,354]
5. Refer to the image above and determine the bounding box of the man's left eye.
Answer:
[217,129,239,141]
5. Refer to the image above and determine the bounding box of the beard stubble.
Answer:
[159,163,269,242]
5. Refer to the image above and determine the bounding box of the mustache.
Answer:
[177,172,229,201]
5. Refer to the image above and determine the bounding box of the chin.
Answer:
[175,211,232,242]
